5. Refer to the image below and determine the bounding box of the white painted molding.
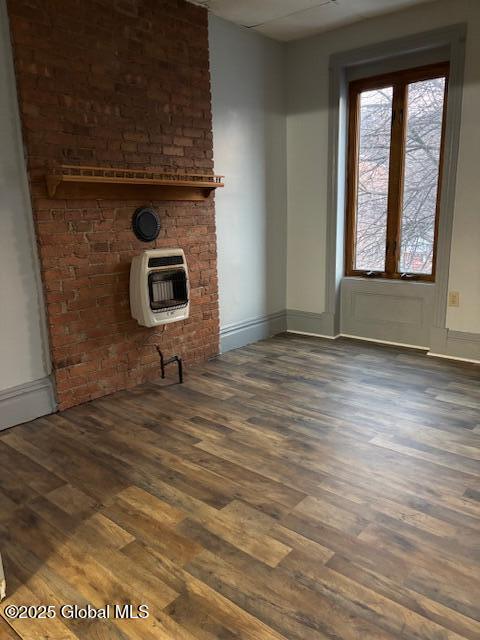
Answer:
[287,330,339,340]
[428,329,480,363]
[427,352,480,365]
[219,309,480,364]
[0,376,56,431]
[220,311,286,352]
[288,327,480,364]
[340,334,428,350]
[286,309,336,336]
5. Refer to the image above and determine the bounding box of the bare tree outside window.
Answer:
[400,77,445,274]
[347,63,448,280]
[355,87,393,271]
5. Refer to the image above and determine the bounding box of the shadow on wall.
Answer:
[0,2,50,396]
[210,15,287,332]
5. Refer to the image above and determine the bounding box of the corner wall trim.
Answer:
[286,309,336,337]
[0,376,56,431]
[220,311,287,352]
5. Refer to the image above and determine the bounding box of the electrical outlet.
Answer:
[448,291,460,307]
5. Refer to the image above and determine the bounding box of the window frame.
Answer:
[345,61,450,282]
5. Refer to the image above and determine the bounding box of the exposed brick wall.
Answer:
[7,0,219,410]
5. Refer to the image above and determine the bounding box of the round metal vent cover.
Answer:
[132,207,161,242]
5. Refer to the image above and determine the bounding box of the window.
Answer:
[345,62,449,281]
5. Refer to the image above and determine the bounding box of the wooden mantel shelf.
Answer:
[46,165,224,200]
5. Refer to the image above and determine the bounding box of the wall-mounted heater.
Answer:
[130,249,189,327]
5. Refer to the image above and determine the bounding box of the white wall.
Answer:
[209,15,287,343]
[0,2,50,392]
[286,0,480,333]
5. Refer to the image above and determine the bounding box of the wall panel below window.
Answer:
[340,278,434,348]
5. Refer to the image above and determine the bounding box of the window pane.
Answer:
[354,87,393,271]
[400,77,446,274]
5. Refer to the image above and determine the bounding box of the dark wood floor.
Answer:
[0,334,479,640]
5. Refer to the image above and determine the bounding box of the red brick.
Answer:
[7,0,219,411]
[163,145,184,157]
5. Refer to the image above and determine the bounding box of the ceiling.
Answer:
[190,0,436,42]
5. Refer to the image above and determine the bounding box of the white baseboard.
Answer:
[0,376,56,431]
[286,309,335,336]
[429,328,480,364]
[220,311,286,353]
[220,308,480,367]
[287,330,340,340]
[340,333,429,351]
[288,328,480,365]
[427,351,480,365]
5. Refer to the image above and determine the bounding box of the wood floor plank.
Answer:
[328,556,480,640]
[0,334,478,639]
[0,617,22,639]
[187,548,402,640]
[1,582,80,640]
[122,541,289,640]
[279,551,472,640]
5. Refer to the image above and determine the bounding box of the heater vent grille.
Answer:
[148,255,184,268]
[148,270,188,312]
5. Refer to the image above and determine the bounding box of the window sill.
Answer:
[342,276,435,287]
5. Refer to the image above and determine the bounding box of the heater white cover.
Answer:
[130,248,189,327]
